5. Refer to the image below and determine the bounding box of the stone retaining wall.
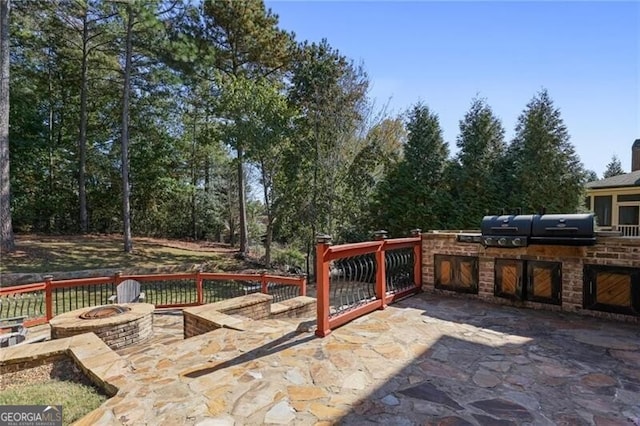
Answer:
[0,333,128,397]
[1,263,208,287]
[0,354,68,375]
[183,294,317,338]
[270,296,316,319]
[183,293,273,338]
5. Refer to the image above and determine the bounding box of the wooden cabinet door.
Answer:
[458,257,478,290]
[435,255,454,288]
[434,255,478,294]
[527,261,562,305]
[495,259,524,300]
[584,265,640,315]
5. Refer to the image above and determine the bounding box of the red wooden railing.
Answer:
[315,230,422,337]
[0,272,306,327]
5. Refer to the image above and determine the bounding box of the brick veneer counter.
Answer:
[50,303,154,350]
[422,232,640,323]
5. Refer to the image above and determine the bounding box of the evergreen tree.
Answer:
[371,103,449,236]
[346,117,406,240]
[584,169,598,182]
[506,89,585,214]
[450,98,506,227]
[603,155,625,178]
[199,0,294,256]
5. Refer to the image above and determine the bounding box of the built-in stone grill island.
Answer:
[423,231,640,323]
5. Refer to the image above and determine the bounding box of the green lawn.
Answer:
[0,379,107,425]
[0,360,107,425]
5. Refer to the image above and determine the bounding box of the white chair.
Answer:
[0,316,28,347]
[109,279,145,304]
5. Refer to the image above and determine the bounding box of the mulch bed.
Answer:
[0,358,96,392]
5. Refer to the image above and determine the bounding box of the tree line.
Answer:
[1,0,591,267]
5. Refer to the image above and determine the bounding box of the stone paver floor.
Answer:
[47,294,640,425]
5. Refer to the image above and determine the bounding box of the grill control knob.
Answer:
[498,238,507,246]
[512,238,521,246]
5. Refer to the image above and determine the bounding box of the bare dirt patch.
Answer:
[0,234,243,276]
[1,358,92,392]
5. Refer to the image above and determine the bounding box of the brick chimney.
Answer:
[633,139,640,172]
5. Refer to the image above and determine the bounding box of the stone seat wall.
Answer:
[183,293,316,338]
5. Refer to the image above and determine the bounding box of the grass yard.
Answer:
[0,381,107,425]
[0,234,243,274]
[0,359,108,426]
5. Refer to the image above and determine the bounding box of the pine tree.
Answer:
[199,0,294,256]
[506,89,585,214]
[371,103,449,236]
[603,155,625,178]
[585,170,599,182]
[451,98,506,227]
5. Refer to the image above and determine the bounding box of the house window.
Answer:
[594,195,612,226]
[619,206,639,225]
[617,194,640,202]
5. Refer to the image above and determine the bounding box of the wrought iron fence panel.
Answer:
[52,283,117,315]
[265,282,300,303]
[0,291,45,319]
[139,279,196,306]
[385,247,415,294]
[329,253,376,317]
[202,279,261,303]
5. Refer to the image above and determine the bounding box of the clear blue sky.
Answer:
[265,1,639,177]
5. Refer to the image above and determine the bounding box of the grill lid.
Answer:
[530,213,596,245]
[531,213,595,237]
[481,214,534,237]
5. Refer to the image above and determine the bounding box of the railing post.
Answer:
[44,275,53,321]
[261,273,268,294]
[315,234,332,337]
[374,230,388,309]
[411,228,422,291]
[196,268,204,305]
[300,276,307,297]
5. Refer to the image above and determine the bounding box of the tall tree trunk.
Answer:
[121,6,133,253]
[237,146,248,256]
[260,162,272,267]
[48,65,54,231]
[191,107,197,239]
[204,115,210,193]
[78,8,89,233]
[227,172,235,245]
[0,0,14,252]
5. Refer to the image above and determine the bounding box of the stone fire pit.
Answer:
[50,303,154,350]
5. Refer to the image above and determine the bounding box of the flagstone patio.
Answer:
[4,293,640,425]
